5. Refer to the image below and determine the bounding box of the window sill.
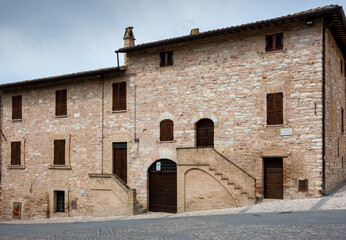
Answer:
[112,110,127,113]
[8,165,26,170]
[12,119,22,122]
[266,124,284,127]
[49,165,72,170]
[158,140,175,143]
[264,49,285,54]
[55,115,68,118]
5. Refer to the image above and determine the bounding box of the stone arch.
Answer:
[184,168,237,211]
[190,113,218,126]
[159,112,175,122]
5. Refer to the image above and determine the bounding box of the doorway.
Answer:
[148,159,177,213]
[263,158,283,199]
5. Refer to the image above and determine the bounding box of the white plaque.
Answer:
[156,162,161,171]
[280,128,293,136]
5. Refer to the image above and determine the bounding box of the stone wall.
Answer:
[324,29,346,192]
[0,77,105,220]
[125,18,324,206]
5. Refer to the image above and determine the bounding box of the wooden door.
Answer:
[196,119,214,147]
[113,143,127,183]
[149,160,177,213]
[264,158,283,199]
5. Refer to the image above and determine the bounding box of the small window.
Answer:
[341,60,343,74]
[56,89,67,116]
[12,95,22,120]
[160,51,173,67]
[265,33,283,52]
[267,92,283,125]
[112,82,126,111]
[54,140,65,165]
[342,108,344,133]
[298,179,308,192]
[160,119,174,141]
[11,142,21,165]
[54,191,65,212]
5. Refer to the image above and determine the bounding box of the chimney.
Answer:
[123,26,135,48]
[190,28,199,35]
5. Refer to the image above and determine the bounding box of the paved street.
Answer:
[0,210,345,239]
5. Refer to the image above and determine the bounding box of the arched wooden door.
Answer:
[196,119,214,147]
[148,159,177,213]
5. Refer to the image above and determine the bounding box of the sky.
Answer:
[0,0,345,84]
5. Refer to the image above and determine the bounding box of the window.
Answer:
[341,60,343,74]
[54,191,65,212]
[54,140,65,165]
[12,95,22,120]
[56,89,67,116]
[11,142,21,165]
[160,120,174,141]
[265,33,283,52]
[342,108,344,133]
[267,92,283,125]
[112,82,126,111]
[160,51,173,67]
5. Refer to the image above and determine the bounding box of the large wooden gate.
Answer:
[264,158,283,199]
[149,159,177,213]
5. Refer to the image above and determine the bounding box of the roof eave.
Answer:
[116,5,343,53]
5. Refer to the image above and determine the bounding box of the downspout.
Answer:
[322,20,334,195]
[98,75,105,174]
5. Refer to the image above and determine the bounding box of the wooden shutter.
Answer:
[11,142,21,165]
[167,52,173,66]
[113,82,126,111]
[267,93,283,125]
[276,33,283,50]
[56,90,67,116]
[12,95,22,120]
[160,120,173,141]
[54,140,65,165]
[160,52,165,67]
[342,108,344,133]
[265,35,273,52]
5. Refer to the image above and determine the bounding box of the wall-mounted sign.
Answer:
[12,202,22,219]
[156,162,161,171]
[280,128,293,136]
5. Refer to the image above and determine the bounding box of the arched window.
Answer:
[196,119,214,147]
[160,119,174,141]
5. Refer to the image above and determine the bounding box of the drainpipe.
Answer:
[98,75,105,174]
[322,20,334,195]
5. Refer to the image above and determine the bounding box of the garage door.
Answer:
[149,159,177,213]
[264,158,283,199]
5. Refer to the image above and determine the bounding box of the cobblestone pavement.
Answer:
[0,210,345,239]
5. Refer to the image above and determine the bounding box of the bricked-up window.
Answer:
[265,33,283,52]
[160,119,174,141]
[54,140,65,165]
[160,51,173,67]
[54,191,65,212]
[112,82,126,111]
[56,90,67,116]
[11,142,21,165]
[12,95,22,120]
[267,92,283,125]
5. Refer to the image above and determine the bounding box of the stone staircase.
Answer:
[89,173,146,216]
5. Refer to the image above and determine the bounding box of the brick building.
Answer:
[0,5,345,220]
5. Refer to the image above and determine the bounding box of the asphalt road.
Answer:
[0,210,345,239]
